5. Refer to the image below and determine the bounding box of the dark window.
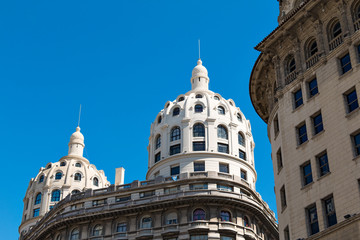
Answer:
[195,104,203,113]
[241,170,247,180]
[277,148,283,171]
[190,183,208,190]
[116,196,131,202]
[173,107,180,116]
[92,225,103,236]
[55,172,62,180]
[47,164,52,169]
[157,116,162,124]
[74,173,81,181]
[141,217,152,228]
[237,113,242,122]
[117,223,127,232]
[191,235,208,240]
[218,106,225,115]
[178,96,184,102]
[317,152,330,176]
[324,197,337,227]
[194,162,205,172]
[218,143,229,153]
[297,123,308,145]
[196,94,203,98]
[193,209,206,221]
[307,205,319,235]
[60,162,66,166]
[340,53,352,74]
[193,141,205,151]
[244,216,250,227]
[238,132,245,146]
[34,193,42,205]
[280,185,287,209]
[332,21,342,38]
[274,116,280,136]
[308,78,318,97]
[309,40,318,57]
[217,184,233,192]
[239,150,246,160]
[75,163,81,167]
[139,191,155,198]
[171,165,180,176]
[170,144,181,155]
[193,123,205,137]
[39,175,44,183]
[170,127,181,141]
[33,208,40,217]
[219,163,229,173]
[220,211,231,221]
[287,57,296,74]
[313,113,323,135]
[93,177,99,186]
[217,125,228,139]
[72,190,80,194]
[70,229,79,240]
[353,133,360,156]
[51,190,61,202]
[302,162,313,186]
[155,135,161,149]
[155,152,161,163]
[294,89,303,108]
[345,89,359,113]
[93,199,107,206]
[214,96,220,100]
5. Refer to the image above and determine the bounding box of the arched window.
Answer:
[51,190,61,202]
[178,96,185,102]
[356,4,360,20]
[195,104,203,113]
[39,175,44,183]
[93,177,99,186]
[157,116,162,124]
[307,39,318,59]
[238,132,245,146]
[286,56,296,75]
[117,222,127,232]
[244,216,250,227]
[193,123,205,137]
[55,172,62,180]
[34,193,42,205]
[237,113,242,122]
[56,234,62,240]
[74,173,81,181]
[214,96,220,100]
[155,135,161,149]
[47,164,52,169]
[75,163,81,167]
[173,107,180,116]
[217,125,228,139]
[196,94,203,98]
[193,209,206,221]
[170,127,181,141]
[92,224,103,236]
[166,212,178,224]
[60,161,66,166]
[218,106,225,115]
[331,21,342,39]
[141,217,152,228]
[72,190,80,194]
[220,211,231,222]
[70,228,79,240]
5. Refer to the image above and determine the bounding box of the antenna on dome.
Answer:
[78,104,82,127]
[198,39,201,59]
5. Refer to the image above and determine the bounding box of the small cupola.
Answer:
[191,59,209,91]
[68,126,85,157]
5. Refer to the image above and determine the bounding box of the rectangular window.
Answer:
[190,183,208,190]
[154,152,161,163]
[139,191,155,198]
[49,205,54,211]
[239,150,246,160]
[220,236,235,240]
[323,196,337,227]
[164,186,180,194]
[302,162,313,186]
[340,53,352,74]
[345,89,359,113]
[312,112,324,135]
[274,115,280,136]
[307,205,319,235]
[93,199,107,206]
[280,185,287,210]
[308,78,319,97]
[217,184,233,192]
[353,132,360,157]
[294,88,303,109]
[297,123,308,145]
[219,163,229,173]
[276,148,283,171]
[218,143,229,153]
[116,195,131,202]
[170,165,180,176]
[33,208,40,217]
[170,144,181,155]
[317,152,330,176]
[190,235,208,240]
[193,141,205,151]
[194,161,205,172]
[284,226,290,240]
[241,170,247,181]
[117,223,127,232]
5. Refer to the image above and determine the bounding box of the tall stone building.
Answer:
[250,0,360,239]
[19,59,278,240]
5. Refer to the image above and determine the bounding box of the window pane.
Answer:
[193,141,205,151]
[324,197,337,227]
[308,206,319,235]
[346,90,359,113]
[218,143,229,153]
[354,133,360,156]
[298,124,308,144]
[313,113,323,134]
[318,153,330,176]
[194,162,205,172]
[294,89,303,108]
[219,163,229,173]
[155,152,161,163]
[193,123,205,137]
[171,166,180,176]
[341,54,352,74]
[239,150,246,160]
[303,163,313,185]
[308,79,318,97]
[170,144,181,155]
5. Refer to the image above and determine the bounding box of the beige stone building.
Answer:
[19,59,279,240]
[250,0,360,239]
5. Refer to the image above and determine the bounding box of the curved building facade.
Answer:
[19,59,278,240]
[250,0,360,239]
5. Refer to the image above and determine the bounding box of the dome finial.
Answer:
[77,104,82,128]
[198,39,201,60]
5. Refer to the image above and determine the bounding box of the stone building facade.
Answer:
[19,59,279,240]
[250,0,360,239]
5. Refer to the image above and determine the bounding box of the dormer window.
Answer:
[178,96,184,102]
[196,94,203,98]
[75,163,81,167]
[237,113,242,122]
[173,107,180,116]
[157,116,162,124]
[218,106,225,115]
[74,173,81,181]
[214,96,220,100]
[39,175,44,183]
[60,162,66,166]
[195,104,203,113]
[55,172,62,180]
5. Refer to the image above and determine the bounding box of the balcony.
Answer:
[114,232,127,239]
[306,53,321,69]
[329,35,343,51]
[219,222,237,233]
[136,228,153,239]
[188,221,209,231]
[285,71,298,85]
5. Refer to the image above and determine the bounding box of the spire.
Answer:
[191,58,209,91]
[68,126,85,157]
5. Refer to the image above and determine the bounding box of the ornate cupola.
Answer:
[147,59,257,190]
[68,126,85,157]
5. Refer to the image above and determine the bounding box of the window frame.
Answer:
[340,53,352,74]
[193,208,206,221]
[297,122,308,145]
[217,125,228,139]
[307,205,319,235]
[293,88,303,109]
[280,185,287,210]
[170,127,181,142]
[194,161,205,172]
[218,143,229,154]
[172,107,180,116]
[308,78,319,98]
[170,165,180,176]
[312,112,324,135]
[317,151,330,177]
[344,88,359,114]
[218,106,225,115]
[34,193,42,205]
[302,161,313,186]
[352,132,360,157]
[323,196,337,228]
[170,144,181,156]
[239,150,246,160]
[194,104,203,113]
[55,172,62,180]
[193,123,205,137]
[219,163,229,173]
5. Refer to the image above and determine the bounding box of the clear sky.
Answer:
[0,1,279,238]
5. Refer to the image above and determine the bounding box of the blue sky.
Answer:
[0,1,279,238]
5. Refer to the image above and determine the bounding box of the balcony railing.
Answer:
[306,53,321,69]
[354,18,360,32]
[285,71,298,85]
[138,228,153,236]
[329,34,343,51]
